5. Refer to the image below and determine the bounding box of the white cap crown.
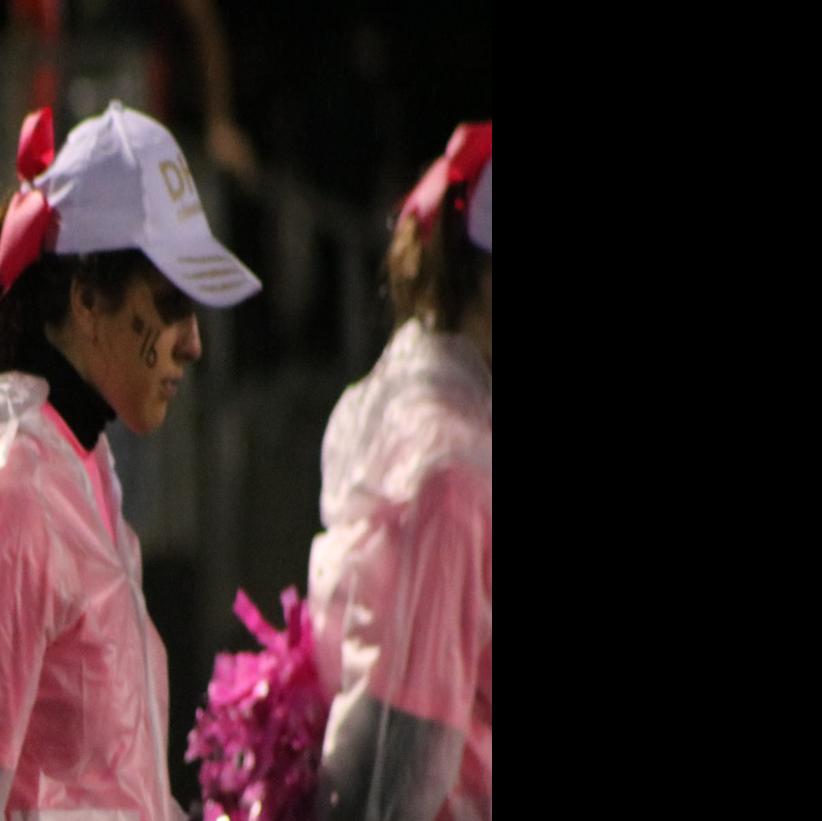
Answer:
[36,101,261,308]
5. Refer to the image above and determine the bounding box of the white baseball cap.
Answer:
[467,157,492,253]
[33,100,262,308]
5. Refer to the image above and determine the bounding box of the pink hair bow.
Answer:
[0,107,55,297]
[398,121,492,240]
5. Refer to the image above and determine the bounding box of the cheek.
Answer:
[118,314,176,372]
[96,326,162,414]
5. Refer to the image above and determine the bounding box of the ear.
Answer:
[68,278,100,341]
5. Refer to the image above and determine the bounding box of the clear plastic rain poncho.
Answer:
[308,318,492,820]
[0,372,186,820]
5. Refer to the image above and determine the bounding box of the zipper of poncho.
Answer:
[112,507,173,818]
[89,435,172,815]
[71,431,171,816]
[132,584,171,817]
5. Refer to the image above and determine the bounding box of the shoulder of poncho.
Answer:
[320,323,491,523]
[0,371,49,422]
[324,320,490,453]
[0,386,56,492]
[0,436,55,552]
[0,387,101,569]
[0,372,50,469]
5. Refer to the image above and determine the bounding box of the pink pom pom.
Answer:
[186,587,329,821]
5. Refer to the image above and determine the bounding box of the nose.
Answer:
[175,312,203,362]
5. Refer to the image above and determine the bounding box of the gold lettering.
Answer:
[178,154,195,196]
[160,160,185,202]
[184,268,240,280]
[178,255,229,264]
[177,203,204,221]
[201,281,243,292]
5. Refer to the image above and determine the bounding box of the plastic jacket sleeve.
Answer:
[0,501,59,811]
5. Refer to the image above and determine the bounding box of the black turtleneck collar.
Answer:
[17,333,116,451]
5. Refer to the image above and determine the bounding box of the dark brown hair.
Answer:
[385,179,490,334]
[0,194,153,370]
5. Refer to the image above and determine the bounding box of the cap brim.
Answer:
[143,236,262,308]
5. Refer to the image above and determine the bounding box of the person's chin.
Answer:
[122,404,168,435]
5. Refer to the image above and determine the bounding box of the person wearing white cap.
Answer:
[0,101,261,819]
[307,121,492,820]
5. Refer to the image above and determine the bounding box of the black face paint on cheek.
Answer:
[133,313,158,368]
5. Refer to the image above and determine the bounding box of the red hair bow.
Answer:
[0,107,55,297]
[398,121,492,240]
